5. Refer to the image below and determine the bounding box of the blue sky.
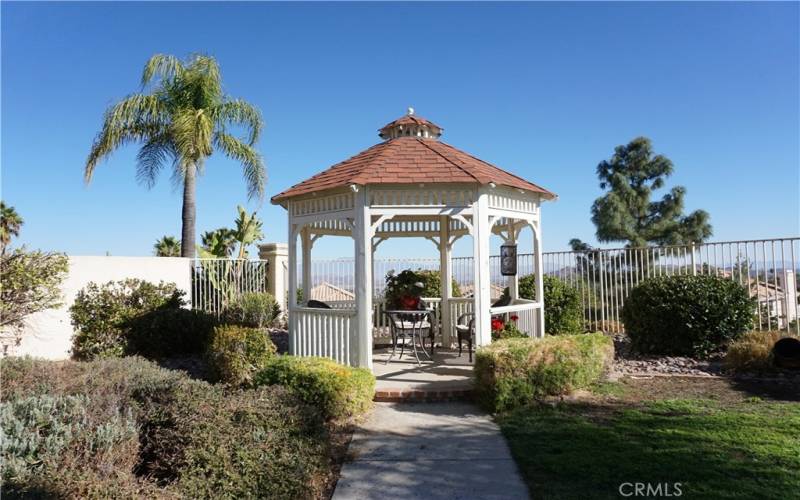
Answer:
[2,2,798,259]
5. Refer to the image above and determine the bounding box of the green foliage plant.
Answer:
[622,275,755,357]
[206,325,277,384]
[70,279,184,360]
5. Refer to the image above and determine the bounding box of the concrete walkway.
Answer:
[332,402,529,500]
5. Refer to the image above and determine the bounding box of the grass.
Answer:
[498,378,800,499]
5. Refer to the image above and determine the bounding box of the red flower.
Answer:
[491,318,505,331]
[510,315,519,322]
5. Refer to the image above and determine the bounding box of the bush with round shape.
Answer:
[509,274,583,335]
[622,275,755,357]
[206,325,277,384]
[474,333,613,413]
[70,279,184,360]
[223,292,281,328]
[254,356,375,420]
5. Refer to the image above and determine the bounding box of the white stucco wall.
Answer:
[14,256,192,360]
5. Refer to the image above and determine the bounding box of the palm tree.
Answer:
[1,202,24,254]
[153,236,181,257]
[85,54,266,258]
[233,205,264,259]
[200,228,237,258]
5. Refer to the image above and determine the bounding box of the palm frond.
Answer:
[85,94,167,183]
[214,99,264,145]
[142,54,184,88]
[214,132,266,200]
[136,133,175,188]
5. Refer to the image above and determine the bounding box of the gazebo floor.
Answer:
[371,348,474,402]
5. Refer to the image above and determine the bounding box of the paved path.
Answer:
[332,402,529,500]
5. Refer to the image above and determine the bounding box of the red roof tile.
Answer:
[272,120,556,204]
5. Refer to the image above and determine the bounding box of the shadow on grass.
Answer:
[497,397,800,499]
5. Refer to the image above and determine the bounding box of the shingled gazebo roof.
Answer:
[272,110,556,204]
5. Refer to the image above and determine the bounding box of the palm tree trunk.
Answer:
[181,163,197,258]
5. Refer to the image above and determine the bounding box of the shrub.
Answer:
[474,333,613,413]
[0,389,156,498]
[510,274,583,335]
[254,356,375,420]
[223,292,281,328]
[725,331,791,372]
[126,308,217,359]
[1,356,332,499]
[70,279,184,360]
[206,325,276,384]
[384,269,461,309]
[0,249,68,352]
[622,275,756,357]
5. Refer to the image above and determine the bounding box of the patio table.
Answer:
[384,309,435,365]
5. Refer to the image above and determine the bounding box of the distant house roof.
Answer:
[309,282,355,302]
[271,111,556,203]
[460,283,506,301]
[750,281,786,301]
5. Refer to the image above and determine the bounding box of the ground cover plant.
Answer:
[622,274,755,357]
[254,356,375,420]
[1,356,340,499]
[474,333,613,412]
[497,377,800,500]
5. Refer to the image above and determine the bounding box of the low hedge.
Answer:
[622,275,756,357]
[254,356,375,420]
[1,356,332,499]
[474,333,613,413]
[206,325,277,384]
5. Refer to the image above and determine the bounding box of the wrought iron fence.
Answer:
[308,237,800,334]
[191,259,269,315]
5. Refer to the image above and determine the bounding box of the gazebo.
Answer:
[272,110,556,369]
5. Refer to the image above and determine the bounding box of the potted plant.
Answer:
[384,270,428,310]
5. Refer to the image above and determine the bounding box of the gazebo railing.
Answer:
[290,306,357,365]
[490,299,541,338]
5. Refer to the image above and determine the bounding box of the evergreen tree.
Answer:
[584,137,712,248]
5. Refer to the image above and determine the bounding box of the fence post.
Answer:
[690,242,697,276]
[259,243,289,316]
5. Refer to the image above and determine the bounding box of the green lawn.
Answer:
[498,379,800,499]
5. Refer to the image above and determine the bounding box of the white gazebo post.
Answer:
[533,219,545,337]
[301,227,313,299]
[353,187,373,369]
[287,210,298,355]
[439,215,452,347]
[472,189,493,346]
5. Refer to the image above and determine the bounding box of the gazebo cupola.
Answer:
[378,108,443,140]
[273,110,556,369]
